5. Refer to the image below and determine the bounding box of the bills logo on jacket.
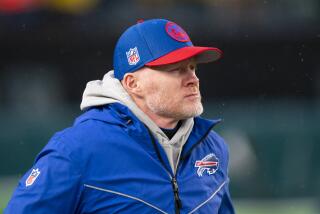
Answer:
[25,168,40,187]
[195,153,219,177]
[126,47,140,65]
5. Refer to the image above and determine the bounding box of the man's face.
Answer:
[137,58,203,120]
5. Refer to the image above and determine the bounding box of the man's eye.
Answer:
[169,67,181,72]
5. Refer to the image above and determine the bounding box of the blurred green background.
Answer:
[1,0,319,213]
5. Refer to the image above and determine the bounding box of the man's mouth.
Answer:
[185,93,200,98]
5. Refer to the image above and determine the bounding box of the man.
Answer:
[5,19,235,213]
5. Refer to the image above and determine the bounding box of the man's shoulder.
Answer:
[208,130,225,143]
[206,130,230,156]
[56,113,122,145]
[43,106,125,156]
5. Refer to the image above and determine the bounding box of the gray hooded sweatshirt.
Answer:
[80,70,194,173]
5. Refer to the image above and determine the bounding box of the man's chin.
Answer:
[146,99,203,120]
[179,103,203,119]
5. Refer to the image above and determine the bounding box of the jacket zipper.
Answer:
[147,129,182,214]
[171,177,182,214]
[147,123,215,214]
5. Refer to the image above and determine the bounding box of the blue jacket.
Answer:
[5,103,235,214]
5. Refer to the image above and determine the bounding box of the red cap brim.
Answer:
[145,46,223,66]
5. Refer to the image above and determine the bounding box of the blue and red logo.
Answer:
[126,47,140,65]
[165,22,190,42]
[195,153,219,177]
[25,168,41,187]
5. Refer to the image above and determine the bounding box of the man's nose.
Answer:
[185,70,199,87]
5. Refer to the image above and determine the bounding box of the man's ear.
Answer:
[121,73,142,96]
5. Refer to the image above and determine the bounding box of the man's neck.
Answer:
[160,121,182,139]
[145,112,179,129]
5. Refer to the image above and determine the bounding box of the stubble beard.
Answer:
[145,88,204,120]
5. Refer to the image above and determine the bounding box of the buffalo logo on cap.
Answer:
[165,21,190,42]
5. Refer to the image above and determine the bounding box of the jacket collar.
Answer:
[180,117,221,159]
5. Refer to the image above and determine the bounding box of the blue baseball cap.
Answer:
[113,18,222,80]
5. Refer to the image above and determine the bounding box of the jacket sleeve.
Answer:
[4,138,83,214]
[218,182,235,214]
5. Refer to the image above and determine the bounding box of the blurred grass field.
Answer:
[1,176,318,213]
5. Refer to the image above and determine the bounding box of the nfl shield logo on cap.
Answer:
[126,47,140,65]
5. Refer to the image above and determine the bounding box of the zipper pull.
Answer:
[171,177,182,213]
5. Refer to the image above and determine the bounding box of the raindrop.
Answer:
[301,58,304,62]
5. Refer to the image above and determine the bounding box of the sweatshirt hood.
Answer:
[80,70,129,110]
